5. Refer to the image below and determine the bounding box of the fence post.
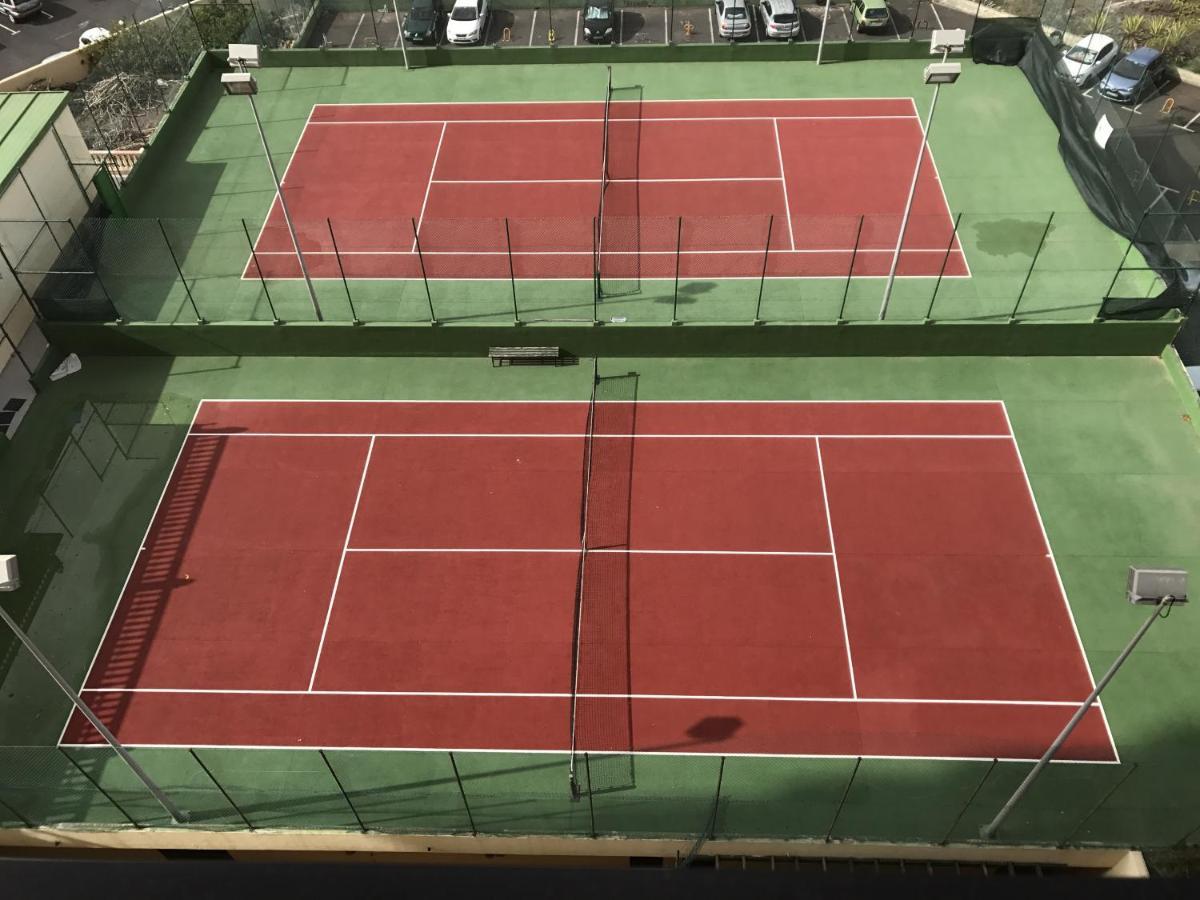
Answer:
[327,219,361,324]
[129,13,171,108]
[838,216,865,324]
[246,0,269,47]
[1010,211,1054,322]
[671,216,682,325]
[157,219,205,324]
[411,218,438,325]
[939,758,996,845]
[367,0,383,46]
[1059,762,1139,847]
[584,752,597,837]
[152,0,188,74]
[926,211,962,322]
[505,218,521,325]
[68,217,122,322]
[0,239,35,311]
[681,755,725,866]
[970,0,983,33]
[825,757,861,842]
[448,752,477,835]
[319,750,368,833]
[242,218,281,324]
[189,749,255,830]
[909,0,922,41]
[60,748,142,828]
[754,215,773,325]
[0,318,33,378]
[184,0,210,48]
[592,216,601,323]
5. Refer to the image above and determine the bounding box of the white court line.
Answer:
[348,12,365,45]
[308,114,918,127]
[188,431,1015,439]
[411,121,447,252]
[203,398,1007,404]
[999,402,1121,764]
[307,436,376,691]
[772,118,796,251]
[252,247,961,256]
[75,687,1084,706]
[905,96,972,279]
[343,548,835,555]
[431,176,785,184]
[55,741,1122,764]
[310,97,920,108]
[815,437,857,698]
[247,106,316,272]
[56,401,206,748]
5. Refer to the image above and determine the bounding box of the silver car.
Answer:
[714,0,751,39]
[0,0,41,21]
[760,0,801,38]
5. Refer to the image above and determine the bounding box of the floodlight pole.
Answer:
[979,595,1181,840]
[0,601,188,824]
[879,47,949,321]
[231,65,324,322]
[816,0,832,65]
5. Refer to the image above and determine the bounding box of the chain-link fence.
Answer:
[1,211,1169,325]
[3,744,1199,848]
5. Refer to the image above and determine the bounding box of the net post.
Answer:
[1010,211,1053,322]
[242,217,281,324]
[584,752,597,836]
[592,217,600,325]
[505,217,521,326]
[157,218,205,324]
[754,214,773,325]
[926,211,962,323]
[671,216,682,325]
[319,749,367,833]
[448,752,477,835]
[60,747,143,829]
[189,748,255,830]
[327,218,361,325]
[938,757,996,845]
[838,215,864,324]
[825,756,860,842]
[411,218,438,325]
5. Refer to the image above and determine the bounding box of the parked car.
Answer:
[714,0,751,39]
[79,27,112,48]
[0,0,41,23]
[446,0,488,44]
[1098,47,1176,103]
[760,0,801,39]
[1059,33,1117,86]
[850,0,890,32]
[403,0,442,44]
[582,0,614,43]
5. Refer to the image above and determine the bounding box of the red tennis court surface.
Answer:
[63,399,1116,762]
[246,99,970,282]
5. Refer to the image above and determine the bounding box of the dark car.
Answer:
[403,0,443,43]
[583,0,615,43]
[1097,47,1175,103]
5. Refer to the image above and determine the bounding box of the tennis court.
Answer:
[247,98,968,282]
[62,396,1113,764]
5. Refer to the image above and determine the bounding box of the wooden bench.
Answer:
[489,346,562,367]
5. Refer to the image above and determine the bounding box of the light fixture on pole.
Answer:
[878,29,965,321]
[979,566,1188,841]
[223,45,323,321]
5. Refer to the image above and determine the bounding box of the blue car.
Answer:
[1098,47,1175,103]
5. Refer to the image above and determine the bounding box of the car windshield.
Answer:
[1065,45,1098,65]
[726,7,746,17]
[585,5,608,16]
[866,7,887,17]
[450,5,477,20]
[1112,57,1146,79]
[773,11,796,21]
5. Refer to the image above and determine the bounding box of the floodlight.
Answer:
[1127,567,1188,605]
[228,43,261,68]
[930,28,965,54]
[221,72,258,96]
[0,555,18,591]
[923,62,962,85]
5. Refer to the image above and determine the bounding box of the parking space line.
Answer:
[349,13,365,46]
[888,8,901,39]
[575,10,580,44]
[772,118,796,251]
[840,6,853,38]
[796,7,808,40]
[664,8,669,45]
[530,9,537,45]
[708,7,715,42]
[1178,111,1200,131]
[930,1,944,28]
[0,22,20,35]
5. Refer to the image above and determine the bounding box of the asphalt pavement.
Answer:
[0,0,165,79]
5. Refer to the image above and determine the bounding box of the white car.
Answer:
[79,27,112,48]
[1060,33,1118,86]
[446,0,488,44]
[760,0,801,38]
[714,0,751,39]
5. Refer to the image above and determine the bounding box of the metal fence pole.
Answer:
[1010,211,1054,322]
[411,218,437,324]
[926,211,962,322]
[185,0,210,48]
[681,756,725,866]
[754,215,773,325]
[156,219,205,324]
[1177,820,1200,848]
[319,750,367,833]
[0,793,33,829]
[327,219,361,324]
[152,0,188,74]
[60,748,142,828]
[970,0,982,32]
[246,0,269,47]
[505,217,521,325]
[0,318,33,378]
[189,749,255,829]
[939,758,996,845]
[68,217,120,320]
[584,752,597,837]
[839,216,865,323]
[592,216,601,321]
[367,0,382,46]
[1059,762,1138,847]
[0,240,36,313]
[671,216,682,325]
[129,13,171,108]
[242,218,281,324]
[909,0,922,41]
[448,752,477,835]
[825,757,861,842]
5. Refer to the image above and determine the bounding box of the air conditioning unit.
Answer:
[0,555,18,591]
